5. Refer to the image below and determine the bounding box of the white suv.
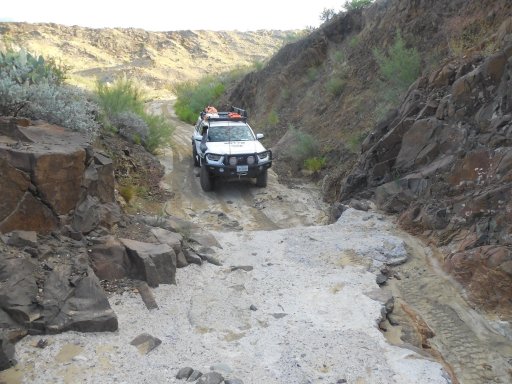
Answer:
[191,109,272,191]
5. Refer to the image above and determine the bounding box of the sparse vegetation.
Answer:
[304,156,326,172]
[96,77,173,154]
[326,77,346,97]
[285,128,320,163]
[347,131,368,153]
[320,8,337,23]
[0,48,99,136]
[344,0,373,11]
[373,31,421,92]
[119,185,136,204]
[267,109,280,127]
[349,35,361,48]
[307,66,320,81]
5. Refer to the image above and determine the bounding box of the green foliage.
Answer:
[267,109,279,127]
[307,66,320,81]
[326,77,346,97]
[304,157,326,172]
[320,8,336,23]
[0,47,98,135]
[96,76,145,117]
[373,31,421,92]
[174,76,226,123]
[0,48,69,86]
[332,51,345,64]
[96,77,174,154]
[119,185,136,204]
[253,60,264,71]
[344,0,373,11]
[347,131,367,153]
[285,128,320,163]
[349,35,360,48]
[143,113,173,154]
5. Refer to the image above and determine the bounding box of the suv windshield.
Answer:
[208,125,255,142]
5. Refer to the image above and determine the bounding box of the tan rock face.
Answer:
[0,119,116,234]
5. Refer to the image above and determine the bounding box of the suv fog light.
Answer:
[229,156,237,166]
[247,155,255,165]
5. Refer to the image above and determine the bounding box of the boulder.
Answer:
[197,372,224,384]
[120,238,177,287]
[0,256,39,325]
[5,230,38,248]
[89,236,132,280]
[41,263,118,333]
[0,335,15,370]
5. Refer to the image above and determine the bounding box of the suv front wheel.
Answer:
[256,169,268,187]
[200,164,214,191]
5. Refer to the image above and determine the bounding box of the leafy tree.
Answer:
[320,8,336,23]
[344,0,373,11]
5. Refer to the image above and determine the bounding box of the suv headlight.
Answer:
[257,151,270,161]
[206,153,222,162]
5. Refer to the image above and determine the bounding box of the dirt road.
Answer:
[149,100,328,232]
[2,101,510,384]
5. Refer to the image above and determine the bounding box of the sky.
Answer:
[1,0,347,31]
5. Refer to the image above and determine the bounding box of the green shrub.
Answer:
[96,77,174,153]
[143,113,173,154]
[119,185,136,204]
[347,131,367,153]
[304,157,326,172]
[285,128,319,163]
[345,0,373,11]
[326,77,346,97]
[373,31,421,92]
[0,48,98,136]
[307,66,320,81]
[96,76,145,117]
[267,109,279,127]
[174,76,225,123]
[349,35,360,48]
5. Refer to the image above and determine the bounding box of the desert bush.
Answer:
[119,185,136,204]
[143,113,173,154]
[96,77,174,153]
[0,48,99,136]
[96,77,145,117]
[285,128,320,163]
[24,83,100,134]
[174,76,225,123]
[304,156,326,172]
[344,0,373,11]
[373,31,421,92]
[320,8,336,23]
[307,66,320,81]
[266,109,280,127]
[326,77,346,97]
[347,131,367,153]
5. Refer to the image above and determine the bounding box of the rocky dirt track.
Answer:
[1,102,510,384]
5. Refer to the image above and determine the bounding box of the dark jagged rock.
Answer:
[341,40,512,312]
[176,367,194,379]
[120,238,177,287]
[196,372,224,384]
[130,333,162,354]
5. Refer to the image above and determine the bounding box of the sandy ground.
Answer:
[1,210,449,384]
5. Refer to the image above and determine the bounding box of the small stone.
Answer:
[197,372,224,384]
[225,379,244,384]
[36,339,48,349]
[130,333,162,355]
[176,367,194,379]
[249,305,257,311]
[271,313,287,319]
[187,370,202,381]
[337,380,347,384]
[210,363,232,374]
[72,355,88,362]
[376,274,388,285]
[230,265,253,272]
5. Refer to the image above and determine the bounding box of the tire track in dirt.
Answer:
[385,234,512,384]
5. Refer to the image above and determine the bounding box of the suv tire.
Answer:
[200,164,214,191]
[192,143,200,167]
[256,169,268,187]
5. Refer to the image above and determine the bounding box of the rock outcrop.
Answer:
[0,117,118,235]
[341,36,512,313]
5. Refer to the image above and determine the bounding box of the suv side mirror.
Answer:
[256,133,264,140]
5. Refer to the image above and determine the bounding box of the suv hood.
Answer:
[206,140,266,155]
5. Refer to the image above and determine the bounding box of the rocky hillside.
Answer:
[221,0,512,315]
[0,23,292,94]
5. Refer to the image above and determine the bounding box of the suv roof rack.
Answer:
[200,106,249,123]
